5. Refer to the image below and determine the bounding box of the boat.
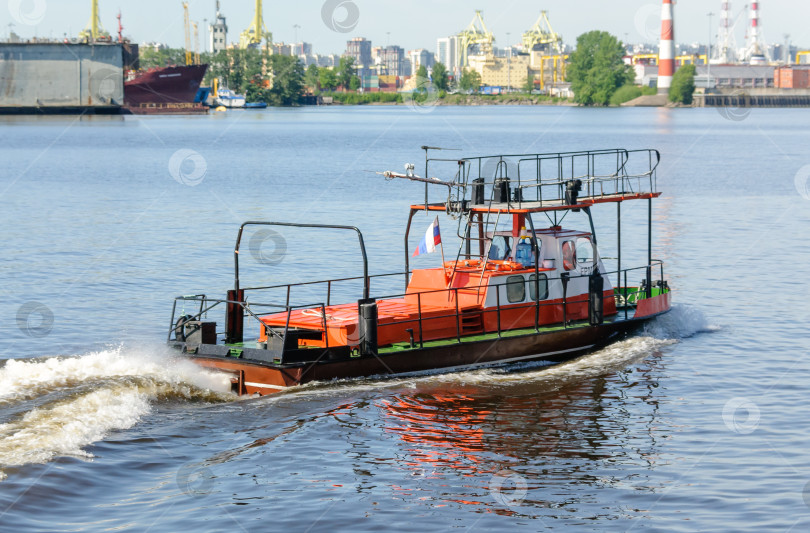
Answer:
[244,102,268,109]
[167,148,672,396]
[214,87,246,108]
[123,64,208,115]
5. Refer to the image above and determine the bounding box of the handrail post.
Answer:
[321,303,329,349]
[617,201,622,300]
[168,300,178,342]
[496,287,502,337]
[561,272,569,328]
[647,197,653,298]
[404,208,417,292]
[454,288,461,343]
[282,306,292,362]
[624,270,628,320]
[660,261,664,286]
[417,292,424,348]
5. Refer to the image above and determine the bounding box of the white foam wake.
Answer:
[0,346,232,404]
[431,303,715,388]
[289,304,715,398]
[0,387,150,476]
[642,303,719,339]
[0,346,235,480]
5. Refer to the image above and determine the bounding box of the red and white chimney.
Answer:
[750,1,760,43]
[658,0,675,93]
[746,1,767,62]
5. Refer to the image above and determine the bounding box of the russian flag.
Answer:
[413,216,441,256]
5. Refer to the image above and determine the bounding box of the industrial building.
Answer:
[696,65,775,89]
[440,10,567,90]
[209,1,228,54]
[633,64,776,89]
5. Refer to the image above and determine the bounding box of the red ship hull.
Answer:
[124,64,208,106]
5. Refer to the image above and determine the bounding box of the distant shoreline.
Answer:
[317,93,577,107]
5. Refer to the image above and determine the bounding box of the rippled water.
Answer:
[1,106,810,531]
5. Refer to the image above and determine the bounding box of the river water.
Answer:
[1,105,809,531]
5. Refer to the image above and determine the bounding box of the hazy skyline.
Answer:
[6,0,808,55]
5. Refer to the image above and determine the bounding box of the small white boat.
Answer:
[214,87,246,108]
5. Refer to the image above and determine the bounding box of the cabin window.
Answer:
[562,240,576,271]
[529,274,549,301]
[576,237,594,265]
[506,275,525,303]
[488,236,511,261]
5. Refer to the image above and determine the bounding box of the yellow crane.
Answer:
[797,51,810,64]
[240,0,272,49]
[457,10,494,67]
[536,54,569,90]
[193,21,201,65]
[522,11,562,54]
[79,0,110,42]
[676,54,707,66]
[183,2,192,66]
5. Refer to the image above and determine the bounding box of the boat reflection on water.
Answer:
[377,350,668,514]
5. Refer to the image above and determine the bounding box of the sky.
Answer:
[5,0,808,55]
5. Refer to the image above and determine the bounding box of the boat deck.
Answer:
[260,298,454,331]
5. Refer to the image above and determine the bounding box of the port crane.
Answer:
[457,10,494,67]
[193,21,201,65]
[521,11,562,54]
[240,0,272,49]
[79,0,110,42]
[713,2,748,64]
[183,2,193,65]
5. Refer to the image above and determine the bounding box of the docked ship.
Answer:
[167,148,671,395]
[124,64,208,115]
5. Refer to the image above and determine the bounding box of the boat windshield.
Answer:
[488,236,511,260]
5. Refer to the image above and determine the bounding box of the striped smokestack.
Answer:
[750,1,760,45]
[658,0,675,94]
[745,0,766,61]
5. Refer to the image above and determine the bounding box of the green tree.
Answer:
[268,55,304,106]
[415,65,428,81]
[305,64,320,91]
[245,78,272,104]
[349,75,361,91]
[459,68,482,92]
[337,56,356,89]
[319,68,338,91]
[668,64,696,104]
[524,74,536,93]
[568,31,634,106]
[431,62,449,91]
[139,47,186,69]
[207,48,260,93]
[609,85,642,106]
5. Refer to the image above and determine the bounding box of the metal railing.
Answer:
[425,148,660,211]
[168,260,667,360]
